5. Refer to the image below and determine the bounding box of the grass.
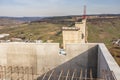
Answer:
[0,17,120,66]
[87,18,120,66]
[0,22,63,43]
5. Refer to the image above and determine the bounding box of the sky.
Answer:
[0,0,120,17]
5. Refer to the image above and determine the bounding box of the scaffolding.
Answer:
[0,65,116,80]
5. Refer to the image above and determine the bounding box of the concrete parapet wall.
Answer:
[0,42,98,76]
[98,44,120,80]
[0,42,60,74]
[0,42,119,79]
[36,43,60,74]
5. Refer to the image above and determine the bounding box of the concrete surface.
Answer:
[98,44,120,80]
[0,42,60,74]
[0,42,119,80]
[62,19,87,49]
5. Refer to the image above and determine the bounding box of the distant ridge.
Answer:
[0,14,120,24]
[0,17,43,22]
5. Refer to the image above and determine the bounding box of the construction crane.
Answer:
[83,5,86,19]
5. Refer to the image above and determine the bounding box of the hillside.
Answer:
[0,17,43,29]
[87,18,120,66]
[0,18,24,28]
[0,17,119,65]
[88,18,120,44]
[0,22,64,43]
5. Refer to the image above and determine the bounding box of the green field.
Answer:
[0,22,63,43]
[0,17,120,66]
[87,18,120,66]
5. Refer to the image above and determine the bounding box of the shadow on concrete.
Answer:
[37,45,98,80]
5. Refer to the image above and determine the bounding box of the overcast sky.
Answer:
[0,0,120,17]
